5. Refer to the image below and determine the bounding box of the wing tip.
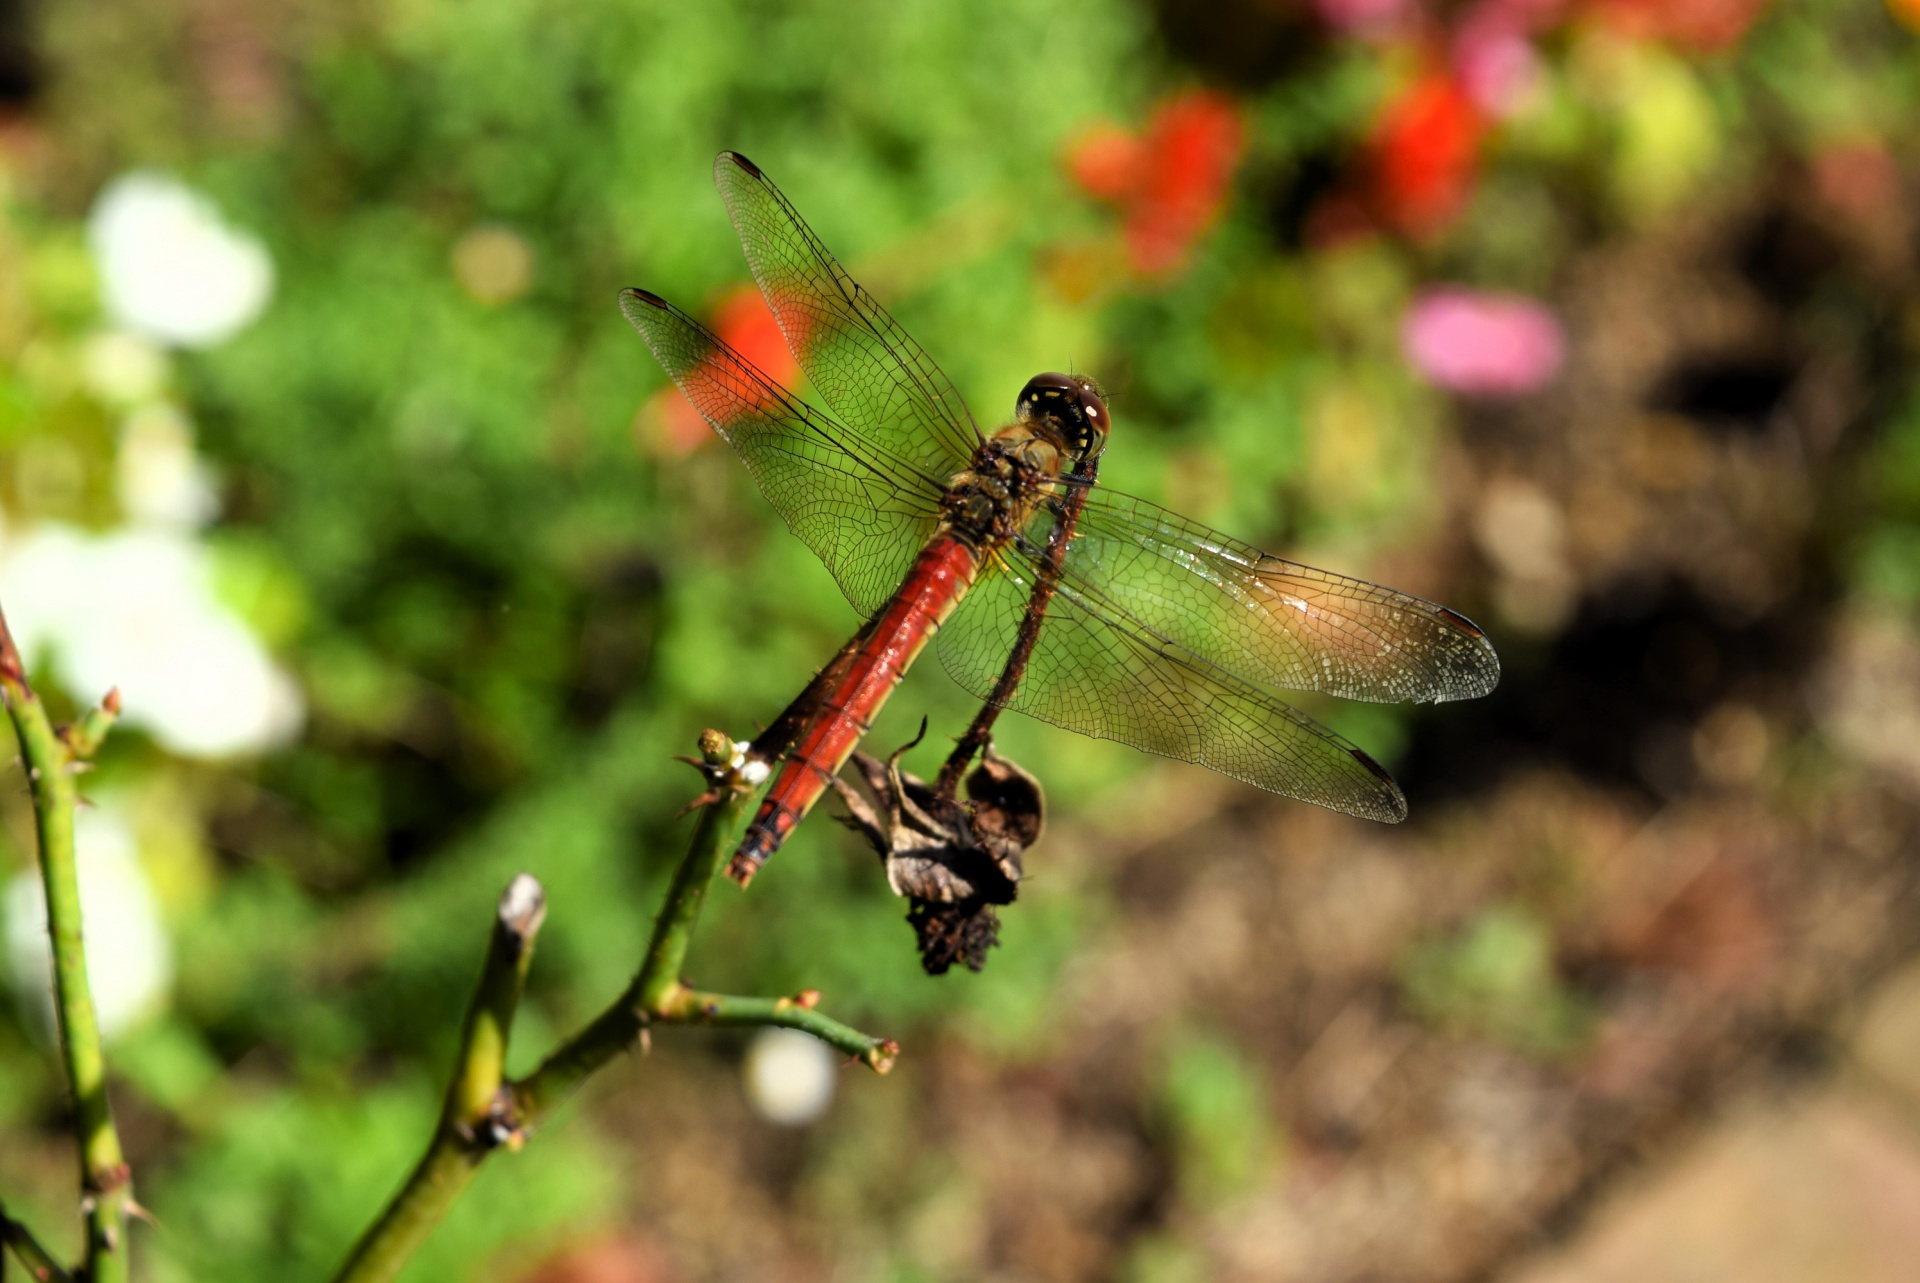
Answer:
[718,150,763,178]
[1350,748,1410,823]
[1434,605,1503,701]
[620,287,669,310]
[1436,605,1487,640]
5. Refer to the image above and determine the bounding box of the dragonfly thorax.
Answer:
[941,430,1064,551]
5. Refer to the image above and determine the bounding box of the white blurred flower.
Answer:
[5,807,173,1042]
[743,1027,837,1125]
[88,172,274,349]
[116,403,218,529]
[82,330,171,406]
[0,524,303,757]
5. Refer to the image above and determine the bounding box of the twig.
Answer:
[0,1201,75,1283]
[333,732,896,1282]
[504,735,759,1124]
[331,875,548,1282]
[657,988,898,1071]
[0,605,130,1283]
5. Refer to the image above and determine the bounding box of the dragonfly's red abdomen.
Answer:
[731,534,981,882]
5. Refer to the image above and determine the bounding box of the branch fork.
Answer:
[333,729,896,1282]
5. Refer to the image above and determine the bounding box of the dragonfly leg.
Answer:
[935,461,1099,798]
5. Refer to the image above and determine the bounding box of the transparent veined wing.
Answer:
[620,288,943,615]
[713,151,982,486]
[936,546,1410,822]
[1037,486,1499,704]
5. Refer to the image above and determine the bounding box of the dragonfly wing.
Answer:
[937,550,1409,822]
[621,288,943,615]
[1050,488,1500,704]
[714,152,982,484]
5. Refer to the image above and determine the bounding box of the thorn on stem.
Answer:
[793,988,821,1009]
[675,788,723,818]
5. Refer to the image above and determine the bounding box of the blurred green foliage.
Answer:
[1399,904,1595,1059]
[1157,1031,1278,1206]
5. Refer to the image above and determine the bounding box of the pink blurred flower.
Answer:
[1454,20,1542,116]
[1453,0,1564,116]
[1402,288,1565,395]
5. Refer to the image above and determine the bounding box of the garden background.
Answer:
[5,0,1920,1279]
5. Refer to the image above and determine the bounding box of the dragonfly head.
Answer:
[1016,372,1109,473]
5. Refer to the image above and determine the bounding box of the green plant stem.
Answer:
[634,771,747,1012]
[658,988,899,1070]
[334,737,897,1283]
[0,609,128,1283]
[1,1201,75,1283]
[333,876,547,1283]
[507,772,755,1122]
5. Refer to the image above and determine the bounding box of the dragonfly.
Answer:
[623,152,1499,885]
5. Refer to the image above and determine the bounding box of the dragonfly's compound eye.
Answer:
[1017,371,1110,468]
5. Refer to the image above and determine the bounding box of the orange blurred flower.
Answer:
[636,284,796,458]
[1587,0,1770,51]
[1065,90,1247,276]
[1066,121,1142,202]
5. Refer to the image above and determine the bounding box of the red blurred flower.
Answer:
[1065,90,1247,277]
[1367,68,1486,238]
[1812,139,1900,225]
[1586,0,1770,51]
[638,284,797,458]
